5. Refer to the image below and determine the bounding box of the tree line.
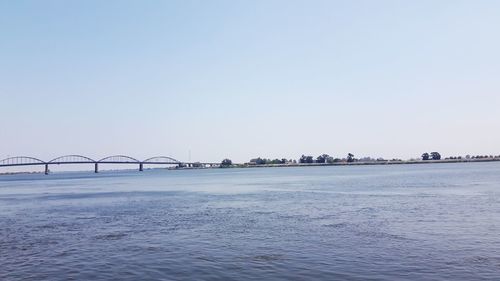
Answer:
[299,153,356,164]
[219,152,500,167]
[421,152,441,160]
[248,157,296,165]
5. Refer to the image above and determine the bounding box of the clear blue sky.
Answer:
[1,0,499,163]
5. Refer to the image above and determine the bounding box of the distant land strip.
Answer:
[1,156,500,175]
[236,157,500,168]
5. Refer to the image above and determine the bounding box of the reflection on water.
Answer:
[1,163,500,280]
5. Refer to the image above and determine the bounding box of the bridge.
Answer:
[0,155,221,174]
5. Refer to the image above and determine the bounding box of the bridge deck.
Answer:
[0,161,220,167]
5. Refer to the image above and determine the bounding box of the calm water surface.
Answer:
[1,163,500,280]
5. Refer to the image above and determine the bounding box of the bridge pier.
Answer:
[94,163,99,173]
[139,163,143,171]
[45,164,49,175]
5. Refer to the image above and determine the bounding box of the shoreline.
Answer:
[232,157,500,169]
[2,158,499,175]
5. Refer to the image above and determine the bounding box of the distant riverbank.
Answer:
[231,157,500,169]
[3,157,500,175]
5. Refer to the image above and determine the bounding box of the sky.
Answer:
[1,0,499,163]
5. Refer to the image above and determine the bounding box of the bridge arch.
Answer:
[49,155,96,163]
[0,156,46,166]
[98,155,140,163]
[142,156,181,164]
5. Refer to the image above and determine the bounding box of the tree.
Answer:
[255,157,266,165]
[422,153,430,160]
[316,154,330,163]
[430,152,441,160]
[347,153,355,163]
[221,159,232,167]
[316,155,324,163]
[326,156,334,164]
[300,155,314,163]
[299,155,307,163]
[270,159,282,164]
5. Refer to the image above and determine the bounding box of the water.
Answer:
[1,163,500,280]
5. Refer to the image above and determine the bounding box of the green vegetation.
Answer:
[347,153,355,163]
[249,158,292,165]
[299,155,314,164]
[422,152,441,160]
[239,151,500,168]
[431,152,441,160]
[316,154,334,164]
[220,159,232,167]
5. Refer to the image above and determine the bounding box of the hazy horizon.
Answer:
[1,0,499,163]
